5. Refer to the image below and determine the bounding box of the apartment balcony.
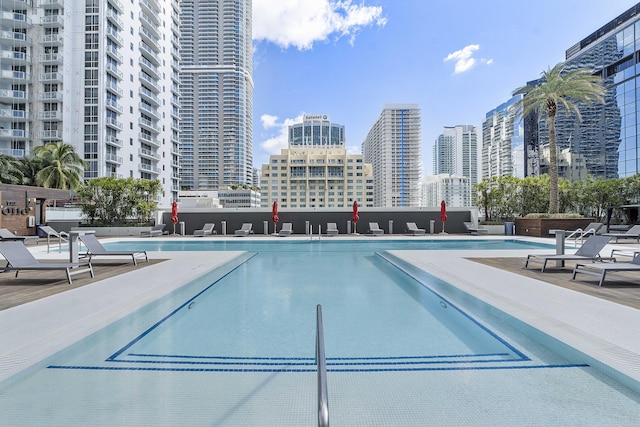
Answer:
[106,27,123,47]
[0,147,25,157]
[39,130,62,139]
[0,108,28,120]
[106,45,123,63]
[106,10,123,29]
[138,117,160,134]
[37,111,61,121]
[105,153,123,164]
[105,80,123,96]
[138,147,160,161]
[38,91,62,101]
[139,103,160,121]
[105,117,123,131]
[138,87,160,107]
[139,56,159,80]
[107,0,124,13]
[0,89,26,103]
[0,11,30,28]
[0,129,28,140]
[138,163,160,174]
[141,137,162,152]
[39,0,64,8]
[0,31,29,46]
[0,49,30,63]
[106,99,123,114]
[105,134,123,147]
[0,70,27,81]
[38,53,63,64]
[138,42,160,66]
[40,34,63,46]
[139,72,160,93]
[139,27,160,53]
[39,72,63,83]
[41,15,64,28]
[139,1,161,26]
[106,62,123,80]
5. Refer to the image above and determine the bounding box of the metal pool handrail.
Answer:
[316,304,329,427]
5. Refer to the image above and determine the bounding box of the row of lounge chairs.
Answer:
[0,233,148,285]
[231,222,426,236]
[525,234,640,287]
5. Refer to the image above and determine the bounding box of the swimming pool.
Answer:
[1,239,639,425]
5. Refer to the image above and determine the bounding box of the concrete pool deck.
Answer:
[1,234,639,392]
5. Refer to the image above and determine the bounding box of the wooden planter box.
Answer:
[514,218,596,237]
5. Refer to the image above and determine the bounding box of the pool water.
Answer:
[1,239,639,426]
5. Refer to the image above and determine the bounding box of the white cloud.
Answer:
[444,44,493,74]
[260,114,305,154]
[260,114,279,129]
[253,0,387,50]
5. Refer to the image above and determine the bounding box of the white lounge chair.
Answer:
[326,223,339,236]
[406,222,426,235]
[525,235,614,272]
[368,222,384,235]
[464,221,488,235]
[0,228,39,245]
[278,223,293,237]
[573,252,640,286]
[193,223,215,237]
[601,224,640,243]
[235,223,253,236]
[141,224,166,237]
[0,241,94,284]
[79,233,148,265]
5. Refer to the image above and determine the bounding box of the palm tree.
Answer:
[16,157,43,186]
[0,154,21,184]
[33,142,87,190]
[515,63,605,213]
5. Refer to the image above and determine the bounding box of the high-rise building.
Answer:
[433,125,478,203]
[519,3,640,181]
[481,96,530,180]
[179,0,253,191]
[0,0,181,206]
[260,115,374,208]
[420,174,470,208]
[362,104,421,207]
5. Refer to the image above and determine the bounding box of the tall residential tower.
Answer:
[362,104,421,207]
[179,0,253,191]
[0,0,181,205]
[433,125,479,204]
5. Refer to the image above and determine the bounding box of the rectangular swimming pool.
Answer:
[0,239,638,426]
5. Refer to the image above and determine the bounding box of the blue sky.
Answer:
[252,0,634,176]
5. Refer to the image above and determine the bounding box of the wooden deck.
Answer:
[0,259,165,311]
[469,257,640,310]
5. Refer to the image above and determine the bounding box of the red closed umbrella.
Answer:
[440,200,447,234]
[352,201,359,234]
[272,201,279,233]
[171,201,179,234]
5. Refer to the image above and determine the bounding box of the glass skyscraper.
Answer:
[179,0,253,190]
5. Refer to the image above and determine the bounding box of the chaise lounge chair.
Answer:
[601,224,640,243]
[326,223,339,236]
[235,223,253,236]
[464,221,489,235]
[38,225,69,253]
[193,223,215,237]
[368,222,384,235]
[278,223,293,237]
[79,233,148,265]
[0,228,39,245]
[141,224,166,237]
[0,241,94,284]
[572,252,640,287]
[406,222,426,235]
[525,235,615,272]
